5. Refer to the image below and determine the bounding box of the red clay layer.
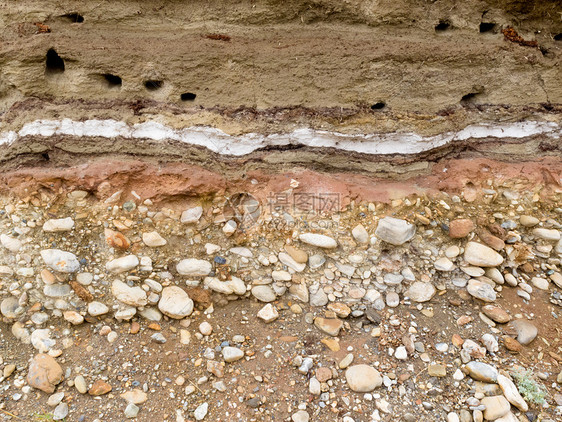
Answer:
[2,157,561,208]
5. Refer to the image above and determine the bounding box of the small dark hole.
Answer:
[461,92,478,105]
[371,102,386,110]
[144,80,163,91]
[46,49,65,74]
[103,74,122,87]
[435,21,450,31]
[41,152,50,161]
[479,22,496,33]
[62,13,84,23]
[554,33,562,41]
[181,92,197,101]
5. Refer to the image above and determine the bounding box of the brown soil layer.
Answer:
[1,155,561,207]
[1,1,561,116]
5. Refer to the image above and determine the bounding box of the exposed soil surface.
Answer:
[0,288,559,422]
[1,1,562,421]
[1,179,562,422]
[1,1,561,114]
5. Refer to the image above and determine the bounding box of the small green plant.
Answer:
[32,413,54,421]
[511,370,547,406]
[32,412,65,422]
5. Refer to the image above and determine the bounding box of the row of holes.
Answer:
[57,11,562,40]
[38,49,511,111]
[61,11,562,40]
[436,20,497,32]
[46,11,560,110]
[38,49,504,110]
[46,47,384,109]
[46,49,197,101]
[437,21,562,38]
[42,42,558,112]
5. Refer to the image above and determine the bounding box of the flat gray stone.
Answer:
[124,403,140,419]
[497,374,528,412]
[299,233,337,248]
[405,281,435,302]
[43,217,74,232]
[345,364,382,392]
[308,254,326,269]
[386,292,400,307]
[309,285,328,306]
[467,279,497,302]
[222,346,244,362]
[508,319,538,345]
[481,395,510,421]
[464,242,503,267]
[434,257,455,271]
[384,273,403,286]
[41,249,80,273]
[158,286,193,319]
[278,252,306,272]
[532,228,560,241]
[531,277,549,290]
[53,402,68,420]
[1,297,19,318]
[43,284,71,297]
[375,217,416,246]
[351,224,369,244]
[251,285,276,302]
[88,301,109,316]
[194,402,208,421]
[112,280,148,307]
[106,255,139,274]
[257,303,279,323]
[177,258,212,277]
[465,361,498,383]
[0,234,22,252]
[181,206,203,224]
[291,410,310,422]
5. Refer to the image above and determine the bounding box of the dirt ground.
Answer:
[1,285,560,421]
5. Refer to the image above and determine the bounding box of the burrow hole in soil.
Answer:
[435,21,451,31]
[46,49,65,74]
[181,92,197,101]
[62,13,84,23]
[41,152,50,161]
[460,92,479,105]
[540,47,551,57]
[144,80,163,91]
[554,33,562,41]
[371,102,386,110]
[103,74,122,87]
[479,22,496,33]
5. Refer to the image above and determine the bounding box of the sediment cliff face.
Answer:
[0,0,561,199]
[1,0,561,111]
[2,4,562,422]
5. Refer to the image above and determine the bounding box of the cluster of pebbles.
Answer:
[1,185,562,421]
